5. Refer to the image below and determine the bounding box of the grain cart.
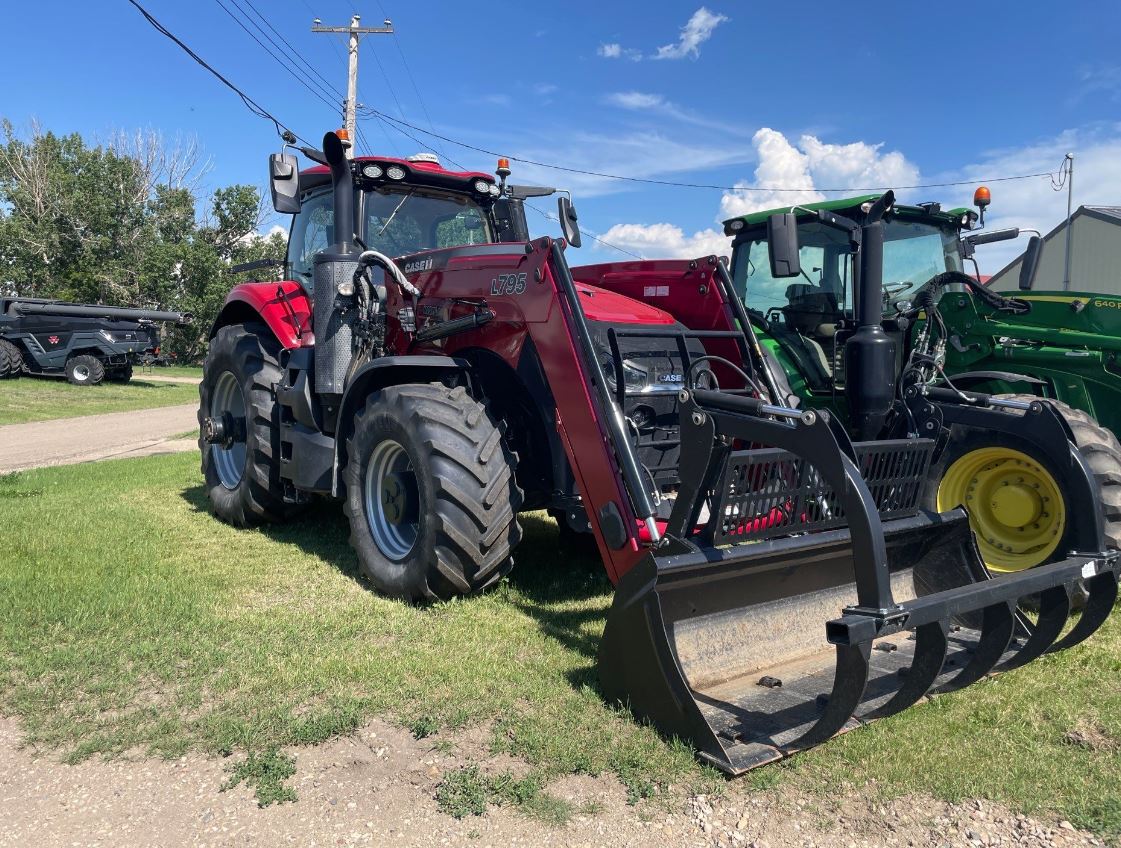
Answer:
[0,297,189,384]
[715,194,1121,575]
[199,132,1118,774]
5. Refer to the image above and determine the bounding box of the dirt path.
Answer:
[0,403,198,473]
[134,374,201,385]
[0,717,1106,848]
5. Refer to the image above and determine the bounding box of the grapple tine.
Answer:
[865,620,949,720]
[931,601,1015,695]
[785,641,872,751]
[998,586,1071,671]
[1047,570,1119,654]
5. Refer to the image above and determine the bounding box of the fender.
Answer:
[211,281,314,349]
[332,355,472,495]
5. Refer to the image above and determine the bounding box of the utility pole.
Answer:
[311,15,393,158]
[1062,152,1074,291]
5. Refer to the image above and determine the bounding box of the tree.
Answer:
[0,120,284,362]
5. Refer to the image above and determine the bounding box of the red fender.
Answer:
[212,281,314,349]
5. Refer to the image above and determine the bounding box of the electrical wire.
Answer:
[126,0,308,144]
[212,0,342,118]
[237,0,345,101]
[359,106,1060,194]
[524,202,646,260]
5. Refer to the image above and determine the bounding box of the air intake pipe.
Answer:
[313,131,361,395]
[844,191,896,441]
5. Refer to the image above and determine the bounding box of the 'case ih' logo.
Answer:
[403,257,433,274]
[48,336,60,345]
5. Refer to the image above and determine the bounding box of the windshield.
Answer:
[363,187,492,257]
[731,217,963,317]
[287,187,493,282]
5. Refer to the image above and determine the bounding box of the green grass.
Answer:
[0,453,1119,830]
[0,377,198,425]
[222,748,297,807]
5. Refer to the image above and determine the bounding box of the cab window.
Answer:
[286,190,333,283]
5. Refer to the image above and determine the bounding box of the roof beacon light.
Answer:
[497,157,511,176]
[974,185,991,225]
[408,152,440,165]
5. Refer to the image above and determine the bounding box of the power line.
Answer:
[525,203,645,260]
[212,0,342,118]
[359,107,1060,194]
[235,0,340,100]
[126,0,308,145]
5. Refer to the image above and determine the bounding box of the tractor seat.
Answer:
[782,284,838,336]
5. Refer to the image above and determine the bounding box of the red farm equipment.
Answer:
[199,132,1119,774]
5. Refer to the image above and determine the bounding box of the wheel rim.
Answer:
[210,371,247,490]
[73,364,90,382]
[364,439,420,561]
[937,446,1066,573]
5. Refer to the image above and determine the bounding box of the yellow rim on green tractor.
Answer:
[937,446,1066,573]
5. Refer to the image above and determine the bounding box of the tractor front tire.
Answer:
[924,394,1121,573]
[343,383,523,602]
[199,323,299,526]
[0,339,22,378]
[65,355,105,386]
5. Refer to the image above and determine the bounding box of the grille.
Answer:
[712,439,934,544]
[313,256,359,394]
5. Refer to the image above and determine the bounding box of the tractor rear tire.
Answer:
[343,383,523,602]
[108,364,133,384]
[199,323,300,526]
[0,339,22,378]
[65,355,106,386]
[924,394,1121,573]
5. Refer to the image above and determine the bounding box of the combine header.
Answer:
[199,132,1118,774]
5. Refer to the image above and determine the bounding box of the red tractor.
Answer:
[199,132,1118,774]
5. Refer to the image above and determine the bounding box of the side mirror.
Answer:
[558,196,582,249]
[766,213,801,278]
[964,227,1020,247]
[507,184,557,199]
[269,152,301,214]
[1018,235,1044,291]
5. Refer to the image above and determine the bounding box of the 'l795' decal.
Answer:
[490,273,528,296]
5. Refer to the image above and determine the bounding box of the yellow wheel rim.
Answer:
[937,446,1066,573]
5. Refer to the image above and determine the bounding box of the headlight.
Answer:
[473,179,490,194]
[490,184,501,196]
[385,165,406,180]
[337,279,355,296]
[362,163,384,179]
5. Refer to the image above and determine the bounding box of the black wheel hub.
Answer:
[380,471,419,525]
[202,413,245,448]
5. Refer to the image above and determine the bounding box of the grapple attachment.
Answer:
[599,391,1119,774]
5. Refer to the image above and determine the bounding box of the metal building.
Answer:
[989,205,1121,294]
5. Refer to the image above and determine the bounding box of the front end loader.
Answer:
[199,132,1118,775]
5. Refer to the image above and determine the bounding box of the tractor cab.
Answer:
[725,197,975,395]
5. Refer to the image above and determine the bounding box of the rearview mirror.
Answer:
[1018,235,1044,291]
[766,213,801,278]
[558,196,582,248]
[269,152,301,214]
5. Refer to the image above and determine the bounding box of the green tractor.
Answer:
[723,191,1121,575]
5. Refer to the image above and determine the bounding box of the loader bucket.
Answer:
[598,394,1120,774]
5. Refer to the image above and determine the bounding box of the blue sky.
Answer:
[4,1,1120,269]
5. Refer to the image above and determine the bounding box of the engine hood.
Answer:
[575,283,676,326]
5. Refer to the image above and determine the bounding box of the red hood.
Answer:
[575,283,676,325]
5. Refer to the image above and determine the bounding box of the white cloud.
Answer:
[935,123,1121,271]
[653,7,728,60]
[598,42,641,61]
[605,91,666,110]
[718,128,919,218]
[596,222,729,260]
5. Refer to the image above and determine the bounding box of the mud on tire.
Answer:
[343,383,523,602]
[199,322,301,526]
